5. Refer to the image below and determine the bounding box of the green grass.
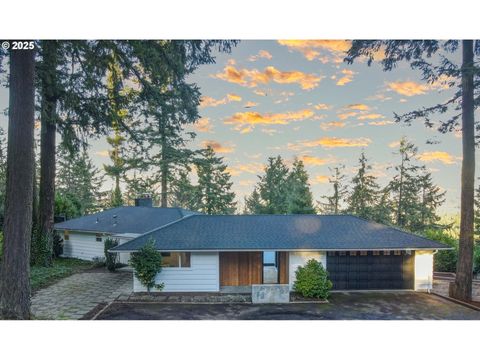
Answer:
[30,257,96,292]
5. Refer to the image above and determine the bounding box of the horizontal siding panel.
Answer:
[134,252,219,292]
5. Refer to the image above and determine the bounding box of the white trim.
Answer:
[111,247,451,253]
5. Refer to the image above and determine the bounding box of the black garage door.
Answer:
[327,251,414,290]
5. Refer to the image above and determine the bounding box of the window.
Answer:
[160,252,191,268]
[360,251,368,256]
[339,251,346,256]
[64,230,70,241]
[349,251,357,256]
[383,251,391,256]
[393,250,402,256]
[372,250,380,256]
[95,233,102,242]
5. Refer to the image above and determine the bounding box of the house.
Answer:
[111,214,450,293]
[54,197,198,262]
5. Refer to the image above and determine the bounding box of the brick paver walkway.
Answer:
[32,270,132,319]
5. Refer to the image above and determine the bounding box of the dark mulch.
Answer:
[80,302,108,320]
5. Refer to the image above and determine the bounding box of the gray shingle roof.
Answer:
[112,214,450,252]
[54,206,198,234]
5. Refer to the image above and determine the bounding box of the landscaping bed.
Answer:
[290,293,329,303]
[31,257,98,293]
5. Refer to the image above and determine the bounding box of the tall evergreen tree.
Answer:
[124,171,160,206]
[0,48,36,319]
[319,166,348,214]
[347,152,380,220]
[169,169,198,210]
[0,127,7,229]
[256,156,289,214]
[346,39,479,302]
[244,187,265,214]
[195,146,237,214]
[287,158,315,214]
[56,144,105,215]
[416,171,446,230]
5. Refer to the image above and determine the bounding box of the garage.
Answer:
[327,250,414,290]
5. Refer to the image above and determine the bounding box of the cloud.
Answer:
[278,40,351,63]
[320,121,346,131]
[418,151,457,165]
[249,50,273,61]
[244,101,259,108]
[224,109,314,132]
[202,140,235,153]
[200,93,242,108]
[311,175,330,184]
[347,103,369,111]
[368,120,394,126]
[314,103,331,110]
[214,65,322,90]
[357,113,384,120]
[336,69,356,86]
[388,141,401,148]
[337,111,358,120]
[387,81,428,97]
[194,117,213,133]
[299,155,335,166]
[253,89,267,96]
[239,179,256,186]
[96,150,110,157]
[291,137,372,149]
[227,162,264,176]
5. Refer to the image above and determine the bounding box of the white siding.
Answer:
[61,231,106,260]
[61,231,133,262]
[288,251,326,290]
[133,252,220,292]
[415,250,434,291]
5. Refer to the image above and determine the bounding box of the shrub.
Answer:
[424,229,458,273]
[129,239,164,292]
[104,238,119,272]
[31,228,54,267]
[0,232,3,259]
[52,232,63,258]
[293,259,332,300]
[474,243,480,275]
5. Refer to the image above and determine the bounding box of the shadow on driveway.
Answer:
[96,292,480,320]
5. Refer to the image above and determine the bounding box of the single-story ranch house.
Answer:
[54,197,197,263]
[110,214,450,293]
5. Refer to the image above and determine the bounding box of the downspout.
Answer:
[427,250,439,294]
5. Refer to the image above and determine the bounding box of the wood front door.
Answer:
[219,252,263,286]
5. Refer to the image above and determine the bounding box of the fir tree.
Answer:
[0,127,7,228]
[169,169,198,210]
[244,187,264,214]
[257,156,289,214]
[319,166,348,215]
[287,159,315,214]
[416,171,446,230]
[387,137,423,230]
[195,146,236,214]
[124,172,160,206]
[347,152,380,220]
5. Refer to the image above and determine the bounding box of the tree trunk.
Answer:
[37,41,58,266]
[160,122,168,207]
[452,40,475,301]
[0,48,36,319]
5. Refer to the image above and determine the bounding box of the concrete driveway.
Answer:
[95,291,480,320]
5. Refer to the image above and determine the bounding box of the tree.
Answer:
[319,166,348,214]
[287,159,315,214]
[124,171,160,206]
[474,182,480,240]
[244,187,264,214]
[0,127,7,229]
[0,48,36,319]
[195,146,237,214]
[346,39,479,301]
[56,145,105,215]
[417,171,446,230]
[387,137,423,230]
[347,152,380,220]
[169,169,198,210]
[256,156,289,214]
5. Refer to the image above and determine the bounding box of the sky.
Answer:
[0,40,477,215]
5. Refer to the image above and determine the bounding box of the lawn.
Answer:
[30,258,97,292]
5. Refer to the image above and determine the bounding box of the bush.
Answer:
[129,239,164,292]
[31,229,54,267]
[474,243,480,275]
[424,229,458,273]
[104,238,119,272]
[52,232,64,258]
[293,259,332,300]
[0,232,3,259]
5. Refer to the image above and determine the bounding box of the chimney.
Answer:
[135,193,153,207]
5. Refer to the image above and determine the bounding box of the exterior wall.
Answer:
[61,231,106,261]
[414,250,434,291]
[133,252,220,292]
[61,231,133,262]
[288,251,326,290]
